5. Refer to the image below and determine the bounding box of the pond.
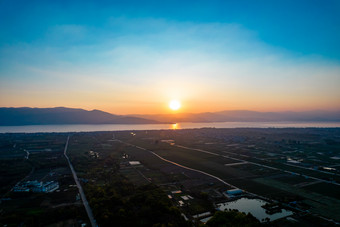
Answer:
[216,198,293,222]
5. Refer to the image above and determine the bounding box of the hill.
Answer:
[1,107,339,126]
[130,110,340,123]
[0,107,161,126]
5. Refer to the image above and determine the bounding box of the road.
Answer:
[2,166,35,199]
[64,136,97,227]
[116,140,258,196]
[116,139,310,215]
[115,138,339,225]
[175,144,340,186]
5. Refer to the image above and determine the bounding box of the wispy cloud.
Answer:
[1,17,339,113]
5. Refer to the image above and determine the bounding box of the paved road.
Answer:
[219,147,340,177]
[116,140,257,195]
[64,136,97,227]
[175,144,340,186]
[116,139,340,224]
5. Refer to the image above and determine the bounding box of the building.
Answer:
[13,180,59,193]
[41,181,59,192]
[226,189,243,196]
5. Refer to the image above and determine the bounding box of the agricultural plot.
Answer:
[0,133,89,226]
[254,177,340,221]
[303,182,340,200]
[114,128,340,223]
[1,128,339,226]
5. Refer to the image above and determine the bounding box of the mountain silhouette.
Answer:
[1,107,339,126]
[0,107,160,125]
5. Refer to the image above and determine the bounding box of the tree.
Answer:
[206,210,261,227]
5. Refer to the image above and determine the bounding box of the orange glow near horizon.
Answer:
[3,100,340,115]
[1,5,340,116]
[1,84,340,115]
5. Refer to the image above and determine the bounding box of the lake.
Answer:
[0,121,339,133]
[217,197,293,222]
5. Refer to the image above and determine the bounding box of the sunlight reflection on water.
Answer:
[0,122,339,133]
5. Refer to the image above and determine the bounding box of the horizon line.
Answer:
[1,106,340,116]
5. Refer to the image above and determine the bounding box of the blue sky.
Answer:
[0,0,339,113]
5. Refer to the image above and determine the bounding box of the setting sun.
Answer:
[169,100,181,111]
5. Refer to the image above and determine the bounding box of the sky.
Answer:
[0,0,340,114]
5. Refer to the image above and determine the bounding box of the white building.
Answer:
[13,180,59,193]
[226,189,243,195]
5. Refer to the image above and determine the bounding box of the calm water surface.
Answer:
[0,122,339,133]
[217,198,293,222]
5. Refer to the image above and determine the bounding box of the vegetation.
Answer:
[86,182,190,227]
[0,204,87,227]
[2,128,339,226]
[68,133,190,226]
[206,210,261,227]
[0,133,88,226]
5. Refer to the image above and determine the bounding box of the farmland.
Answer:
[1,128,339,226]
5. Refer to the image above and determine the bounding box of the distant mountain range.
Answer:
[0,107,339,126]
[129,110,340,123]
[0,107,160,126]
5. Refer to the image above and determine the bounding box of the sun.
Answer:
[169,100,181,111]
